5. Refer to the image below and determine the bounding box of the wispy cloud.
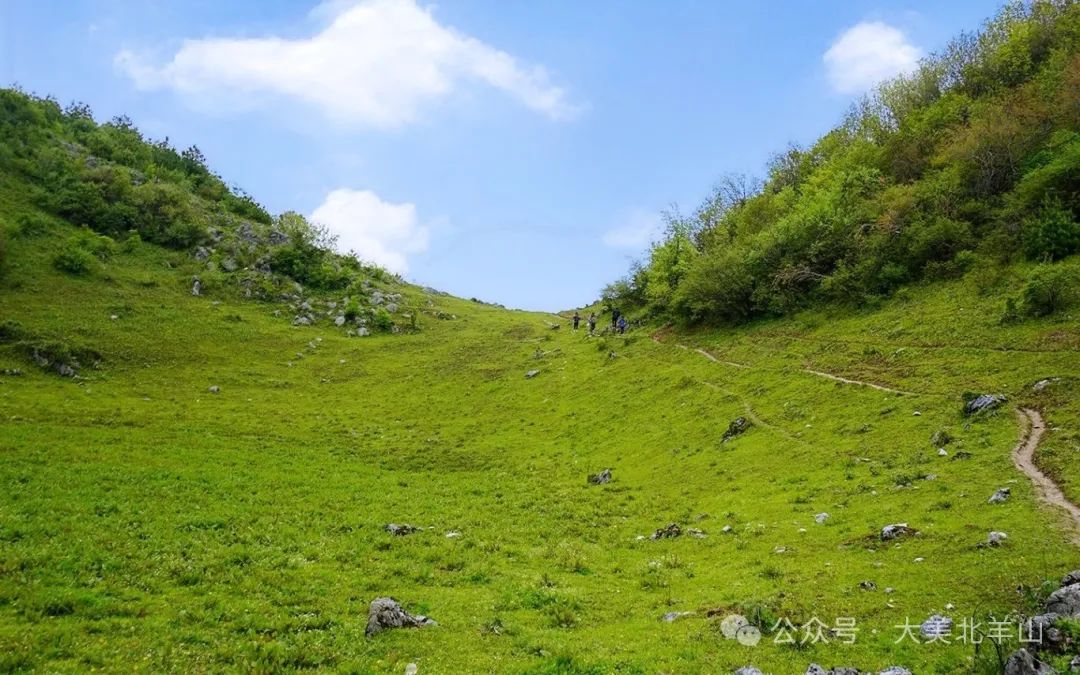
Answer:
[310,188,430,274]
[115,0,578,127]
[823,21,921,94]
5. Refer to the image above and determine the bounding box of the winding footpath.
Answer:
[1014,408,1080,544]
[657,334,1080,544]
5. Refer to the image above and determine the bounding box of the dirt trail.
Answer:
[658,336,1080,542]
[1014,408,1080,544]
[801,368,917,396]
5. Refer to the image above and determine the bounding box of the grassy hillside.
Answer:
[2,191,1079,672]
[1,4,1079,669]
[606,1,1080,328]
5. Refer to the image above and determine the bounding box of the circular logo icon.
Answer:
[720,614,748,639]
[736,624,762,646]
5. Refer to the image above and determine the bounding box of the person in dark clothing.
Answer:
[611,308,621,328]
[572,311,580,330]
[587,313,597,334]
[616,316,628,334]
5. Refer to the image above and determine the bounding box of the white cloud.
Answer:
[309,188,429,274]
[602,209,660,250]
[823,21,921,94]
[115,0,576,127]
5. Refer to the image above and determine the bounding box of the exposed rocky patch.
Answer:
[880,523,917,541]
[365,597,436,637]
[588,469,612,485]
[964,393,1007,415]
[722,416,751,442]
[989,487,1012,504]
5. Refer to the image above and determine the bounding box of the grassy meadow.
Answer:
[1,213,1078,673]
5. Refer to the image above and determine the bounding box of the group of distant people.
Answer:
[571,308,627,334]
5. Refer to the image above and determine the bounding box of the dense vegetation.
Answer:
[0,87,390,293]
[606,1,1080,325]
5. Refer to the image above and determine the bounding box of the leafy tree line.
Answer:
[606,0,1080,324]
[0,87,393,291]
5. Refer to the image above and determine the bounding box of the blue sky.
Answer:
[2,0,999,310]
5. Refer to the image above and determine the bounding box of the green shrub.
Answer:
[0,319,25,342]
[372,309,393,332]
[52,243,98,275]
[343,300,361,322]
[15,212,51,237]
[1020,264,1078,317]
[121,231,142,253]
[1022,196,1080,261]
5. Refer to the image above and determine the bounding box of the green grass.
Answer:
[1,213,1078,672]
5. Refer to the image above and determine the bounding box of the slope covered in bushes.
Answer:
[607,1,1080,325]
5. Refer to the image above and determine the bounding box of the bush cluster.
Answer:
[607,2,1080,324]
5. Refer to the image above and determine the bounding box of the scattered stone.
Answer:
[1063,569,1080,587]
[989,488,1012,504]
[879,668,913,675]
[661,611,694,622]
[385,523,421,536]
[687,528,707,539]
[884,587,895,594]
[805,665,829,675]
[815,512,830,524]
[1046,583,1080,616]
[194,245,211,261]
[912,411,921,416]
[937,448,948,457]
[914,557,925,563]
[445,531,461,538]
[721,525,733,534]
[293,315,313,326]
[191,276,201,296]
[365,597,436,637]
[1003,648,1055,675]
[525,369,541,379]
[920,614,953,639]
[930,429,952,446]
[722,416,752,442]
[588,469,612,485]
[1033,378,1059,393]
[405,663,418,675]
[222,257,238,272]
[951,451,973,461]
[981,531,1008,547]
[1070,655,1080,672]
[734,667,763,675]
[357,327,370,337]
[859,580,877,591]
[880,523,916,541]
[650,523,682,540]
[56,363,76,378]
[208,385,220,394]
[965,393,1007,416]
[1021,613,1064,650]
[385,302,399,314]
[1,368,23,376]
[334,315,346,326]
[110,314,118,321]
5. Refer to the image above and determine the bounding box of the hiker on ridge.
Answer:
[588,313,597,334]
[572,311,580,330]
[617,316,628,334]
[611,308,621,328]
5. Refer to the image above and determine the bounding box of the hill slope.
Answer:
[2,199,1080,672]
